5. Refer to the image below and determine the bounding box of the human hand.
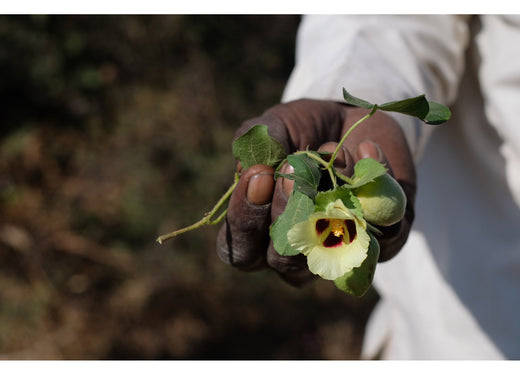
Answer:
[216,98,416,286]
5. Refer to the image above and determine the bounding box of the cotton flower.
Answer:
[287,199,370,280]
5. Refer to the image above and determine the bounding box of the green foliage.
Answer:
[275,153,322,200]
[270,191,314,256]
[348,158,388,188]
[5,15,371,360]
[314,187,362,219]
[425,101,452,124]
[161,88,450,297]
[342,87,451,125]
[342,88,375,110]
[232,124,286,170]
[334,231,380,297]
[378,95,429,118]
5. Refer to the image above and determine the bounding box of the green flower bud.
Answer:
[354,173,406,227]
[333,231,380,297]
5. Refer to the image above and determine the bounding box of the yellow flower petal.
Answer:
[307,224,370,280]
[286,219,320,255]
[287,198,371,280]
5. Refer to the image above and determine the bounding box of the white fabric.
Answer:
[282,15,520,359]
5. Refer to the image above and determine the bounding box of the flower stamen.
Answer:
[330,219,345,238]
[287,198,370,280]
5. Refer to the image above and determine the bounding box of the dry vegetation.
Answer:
[0,15,377,359]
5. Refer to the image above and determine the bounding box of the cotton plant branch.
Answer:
[156,88,450,296]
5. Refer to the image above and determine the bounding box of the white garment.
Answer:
[282,15,520,359]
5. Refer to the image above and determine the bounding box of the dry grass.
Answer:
[0,15,377,359]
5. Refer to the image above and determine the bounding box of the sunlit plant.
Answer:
[157,88,450,296]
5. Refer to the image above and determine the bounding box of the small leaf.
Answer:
[270,191,314,256]
[424,101,451,125]
[342,87,451,125]
[342,88,375,110]
[232,124,286,170]
[314,187,363,219]
[346,158,388,188]
[379,94,429,120]
[275,154,322,200]
[314,187,351,211]
[333,231,380,297]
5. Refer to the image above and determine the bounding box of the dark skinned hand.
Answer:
[216,98,416,286]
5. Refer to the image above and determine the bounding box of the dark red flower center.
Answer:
[345,220,357,243]
[323,233,343,248]
[316,219,329,235]
[316,218,357,248]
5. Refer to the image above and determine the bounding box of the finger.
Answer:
[216,164,275,271]
[270,161,293,220]
[235,99,349,154]
[265,162,316,285]
[355,139,394,176]
[317,141,355,179]
[268,242,316,287]
[337,109,417,262]
[376,206,414,262]
[354,140,415,262]
[340,109,415,182]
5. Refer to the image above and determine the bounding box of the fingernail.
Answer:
[357,140,381,161]
[332,147,348,169]
[247,173,274,205]
[318,142,350,169]
[280,163,294,197]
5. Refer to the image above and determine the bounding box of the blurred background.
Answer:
[0,15,377,359]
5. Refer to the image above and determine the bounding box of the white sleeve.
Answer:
[477,15,520,207]
[282,15,470,160]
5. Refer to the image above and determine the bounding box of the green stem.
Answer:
[156,174,239,244]
[208,209,228,225]
[332,167,354,186]
[295,150,337,188]
[327,105,378,170]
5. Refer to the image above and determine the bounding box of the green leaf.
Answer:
[342,88,451,125]
[275,154,322,200]
[270,191,314,256]
[379,94,429,119]
[345,158,388,188]
[232,124,286,170]
[342,88,375,110]
[424,101,451,125]
[334,231,380,297]
[314,187,363,219]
